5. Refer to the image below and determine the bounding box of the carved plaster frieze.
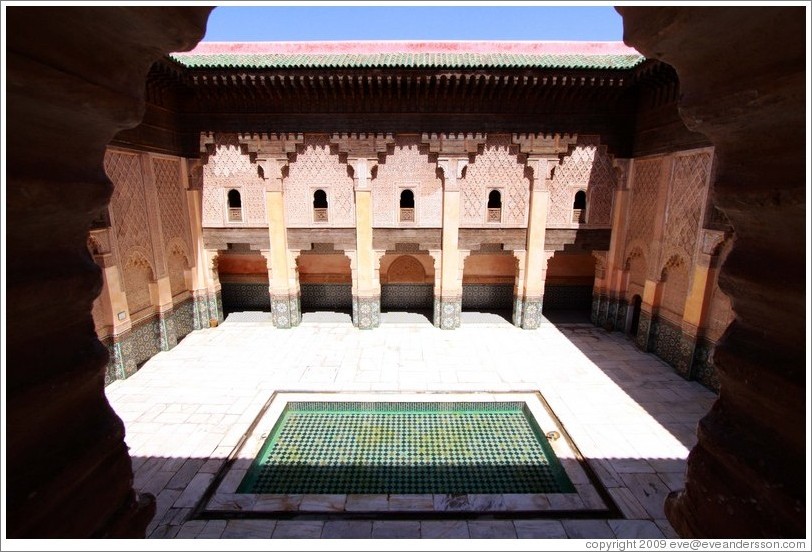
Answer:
[421,132,486,155]
[330,133,393,158]
[238,133,304,156]
[512,133,577,156]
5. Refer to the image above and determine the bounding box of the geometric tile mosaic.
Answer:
[238,401,575,495]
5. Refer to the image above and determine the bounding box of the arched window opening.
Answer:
[313,189,328,222]
[572,190,587,223]
[227,189,243,222]
[487,190,502,222]
[399,189,415,222]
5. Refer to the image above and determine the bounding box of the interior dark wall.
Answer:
[5,7,213,537]
[619,6,807,538]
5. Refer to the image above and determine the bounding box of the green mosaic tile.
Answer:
[238,402,576,495]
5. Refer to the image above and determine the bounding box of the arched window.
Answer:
[313,189,328,222]
[399,189,415,222]
[227,189,242,222]
[487,190,502,222]
[572,190,586,223]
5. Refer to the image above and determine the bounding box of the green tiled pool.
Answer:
[237,401,576,495]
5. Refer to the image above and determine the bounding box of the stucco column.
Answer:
[427,249,444,326]
[635,156,672,350]
[203,248,223,324]
[596,158,632,329]
[677,229,727,380]
[349,157,380,329]
[149,276,176,350]
[138,152,177,349]
[89,230,134,381]
[264,162,300,328]
[436,157,468,329]
[511,249,527,326]
[185,168,216,329]
[636,277,663,350]
[591,250,609,326]
[519,156,556,329]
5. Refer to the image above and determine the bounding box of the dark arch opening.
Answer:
[573,190,586,223]
[399,189,415,208]
[487,190,502,208]
[227,189,242,208]
[573,190,586,210]
[313,189,328,208]
[629,294,643,336]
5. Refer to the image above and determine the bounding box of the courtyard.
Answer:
[106,312,715,540]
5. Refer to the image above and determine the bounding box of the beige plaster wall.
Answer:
[297,254,352,283]
[462,254,516,284]
[546,252,596,286]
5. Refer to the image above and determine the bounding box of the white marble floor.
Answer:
[105,311,716,541]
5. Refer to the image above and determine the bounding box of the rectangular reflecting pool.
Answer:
[200,392,616,517]
[237,401,575,495]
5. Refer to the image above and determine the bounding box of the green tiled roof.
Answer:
[169,52,645,70]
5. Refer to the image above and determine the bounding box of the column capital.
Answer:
[255,157,289,191]
[437,157,469,192]
[347,157,379,191]
[699,228,727,256]
[525,155,561,190]
[258,249,273,269]
[613,158,632,190]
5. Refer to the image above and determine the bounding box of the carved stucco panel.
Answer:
[625,157,662,259]
[626,246,648,289]
[285,135,355,227]
[660,254,690,319]
[167,240,189,297]
[663,151,712,262]
[105,150,155,272]
[152,157,193,256]
[462,135,528,227]
[549,136,616,226]
[122,249,154,315]
[374,136,442,227]
[387,255,427,283]
[201,134,267,227]
[202,179,225,227]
